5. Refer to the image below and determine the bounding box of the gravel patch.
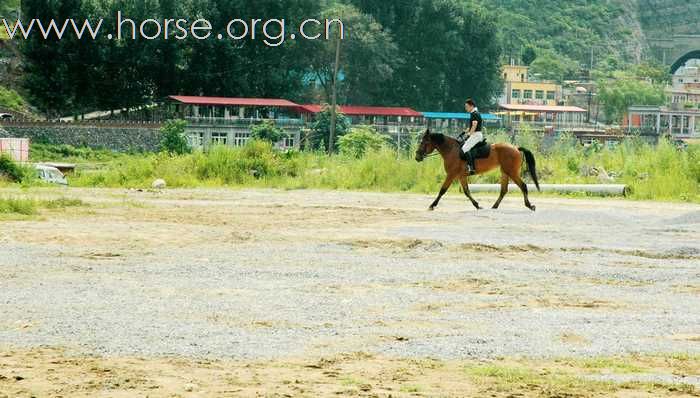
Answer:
[1,189,699,361]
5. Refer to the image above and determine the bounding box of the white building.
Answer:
[667,59,700,106]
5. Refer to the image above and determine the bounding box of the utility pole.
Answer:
[328,33,341,155]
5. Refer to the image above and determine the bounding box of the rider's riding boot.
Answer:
[464,152,475,175]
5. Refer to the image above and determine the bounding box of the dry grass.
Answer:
[2,348,698,398]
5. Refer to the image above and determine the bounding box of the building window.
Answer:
[189,132,204,148]
[233,131,249,147]
[211,132,228,146]
[535,90,544,99]
[284,135,295,148]
[546,91,556,100]
[512,89,521,99]
[523,90,533,99]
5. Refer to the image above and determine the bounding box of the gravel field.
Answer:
[1,188,698,359]
[1,188,699,396]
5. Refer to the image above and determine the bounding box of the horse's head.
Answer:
[415,129,439,162]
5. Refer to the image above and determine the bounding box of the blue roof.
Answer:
[421,111,501,121]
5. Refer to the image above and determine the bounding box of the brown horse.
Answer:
[415,129,540,211]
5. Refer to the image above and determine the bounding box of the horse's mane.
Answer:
[429,133,455,146]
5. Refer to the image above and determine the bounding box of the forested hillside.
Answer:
[638,0,700,36]
[477,0,636,68]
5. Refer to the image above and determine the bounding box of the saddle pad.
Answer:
[470,140,491,160]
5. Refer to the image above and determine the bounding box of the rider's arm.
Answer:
[469,120,478,134]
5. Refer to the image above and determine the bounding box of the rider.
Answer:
[458,99,484,174]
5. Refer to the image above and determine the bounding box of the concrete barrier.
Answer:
[467,184,629,197]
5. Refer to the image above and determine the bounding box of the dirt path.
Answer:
[1,188,699,396]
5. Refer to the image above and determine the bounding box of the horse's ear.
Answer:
[424,128,430,136]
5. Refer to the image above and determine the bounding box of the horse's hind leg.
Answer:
[510,173,536,211]
[492,174,509,209]
[459,176,481,210]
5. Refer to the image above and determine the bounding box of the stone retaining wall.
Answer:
[0,124,161,152]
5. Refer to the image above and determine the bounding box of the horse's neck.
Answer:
[437,137,459,157]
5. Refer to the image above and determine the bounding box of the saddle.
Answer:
[459,140,490,162]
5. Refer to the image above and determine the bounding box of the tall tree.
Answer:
[598,74,665,123]
[302,4,398,105]
[21,0,82,117]
[351,0,503,111]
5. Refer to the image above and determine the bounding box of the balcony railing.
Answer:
[505,121,603,131]
[185,116,304,127]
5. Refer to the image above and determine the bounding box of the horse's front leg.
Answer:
[459,175,481,210]
[429,176,454,211]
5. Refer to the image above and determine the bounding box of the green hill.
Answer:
[474,0,698,70]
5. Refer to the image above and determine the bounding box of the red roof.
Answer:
[299,104,422,117]
[169,95,300,107]
[499,104,586,113]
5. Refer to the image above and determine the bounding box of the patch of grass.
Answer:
[44,197,86,209]
[466,356,700,397]
[339,376,366,386]
[0,197,37,215]
[563,357,646,374]
[0,196,87,216]
[466,363,617,396]
[399,384,424,393]
[29,143,122,162]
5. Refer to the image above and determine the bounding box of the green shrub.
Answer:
[309,105,351,151]
[0,153,26,182]
[160,119,191,155]
[251,120,283,143]
[338,126,389,158]
[0,86,26,111]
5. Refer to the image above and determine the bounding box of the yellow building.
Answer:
[503,65,529,83]
[499,65,562,106]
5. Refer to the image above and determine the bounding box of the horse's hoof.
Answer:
[530,205,537,212]
[428,206,436,211]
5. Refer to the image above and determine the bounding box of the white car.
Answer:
[0,113,13,120]
[35,164,68,186]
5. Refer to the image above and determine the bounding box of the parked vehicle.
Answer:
[0,113,13,120]
[35,164,68,186]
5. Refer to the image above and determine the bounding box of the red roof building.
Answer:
[298,104,423,118]
[168,95,304,121]
[169,96,300,108]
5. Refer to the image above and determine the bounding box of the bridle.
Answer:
[417,137,441,160]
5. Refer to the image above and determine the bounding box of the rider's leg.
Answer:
[460,132,484,154]
[461,132,483,173]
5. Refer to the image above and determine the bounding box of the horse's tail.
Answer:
[518,147,540,192]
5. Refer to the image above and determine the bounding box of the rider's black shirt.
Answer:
[470,110,483,132]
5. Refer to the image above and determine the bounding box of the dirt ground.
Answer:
[1,187,699,397]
